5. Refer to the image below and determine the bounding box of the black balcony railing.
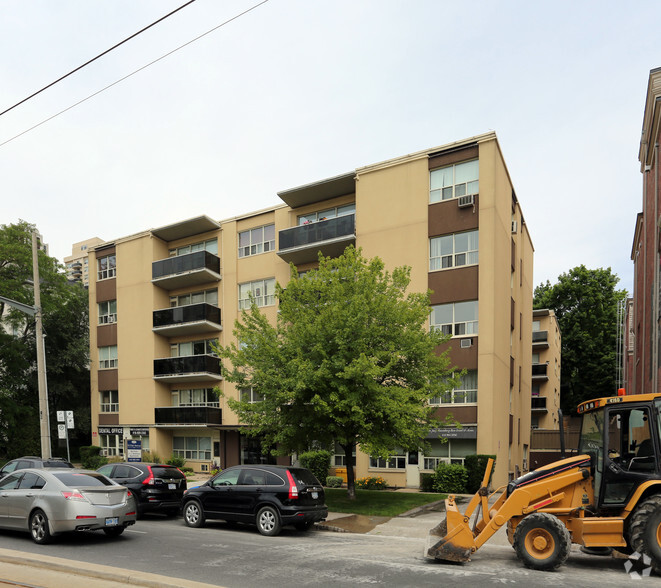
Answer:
[153,303,221,329]
[279,214,355,251]
[532,363,548,378]
[152,251,220,281]
[153,355,221,378]
[531,396,547,411]
[532,331,548,344]
[155,406,222,426]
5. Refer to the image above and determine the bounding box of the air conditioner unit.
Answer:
[457,194,474,208]
[511,220,518,233]
[460,338,473,349]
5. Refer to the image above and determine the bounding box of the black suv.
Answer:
[0,456,73,478]
[182,465,327,536]
[96,462,187,516]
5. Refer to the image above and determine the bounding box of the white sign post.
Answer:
[57,411,73,462]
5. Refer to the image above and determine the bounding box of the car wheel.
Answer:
[30,509,52,545]
[183,500,205,528]
[256,505,281,537]
[294,520,314,532]
[103,526,125,537]
[626,494,661,573]
[512,512,571,571]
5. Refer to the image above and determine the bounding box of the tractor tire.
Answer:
[513,512,571,571]
[626,494,661,573]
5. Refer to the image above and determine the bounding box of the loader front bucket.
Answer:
[425,495,476,563]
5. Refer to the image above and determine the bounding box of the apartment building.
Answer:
[630,67,661,395]
[531,309,561,430]
[64,238,104,287]
[88,132,533,488]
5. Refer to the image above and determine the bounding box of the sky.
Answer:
[1,0,658,294]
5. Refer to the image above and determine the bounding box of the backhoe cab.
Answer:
[427,392,661,572]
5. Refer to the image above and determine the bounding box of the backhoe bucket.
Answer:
[426,495,475,562]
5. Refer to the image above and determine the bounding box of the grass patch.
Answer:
[324,488,445,517]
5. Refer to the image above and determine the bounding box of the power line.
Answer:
[0,0,198,118]
[0,0,270,149]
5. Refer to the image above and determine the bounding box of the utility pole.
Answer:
[32,231,51,459]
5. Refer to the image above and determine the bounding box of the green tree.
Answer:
[0,220,90,458]
[217,246,459,499]
[533,265,627,413]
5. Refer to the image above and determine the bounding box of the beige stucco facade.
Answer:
[88,132,534,487]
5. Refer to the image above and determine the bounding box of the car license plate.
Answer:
[311,491,318,499]
[168,483,176,489]
[105,517,119,526]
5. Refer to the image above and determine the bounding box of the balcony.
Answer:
[153,355,222,383]
[532,363,549,381]
[153,303,221,337]
[154,406,222,426]
[532,330,549,348]
[152,251,221,290]
[277,214,356,265]
[531,396,548,412]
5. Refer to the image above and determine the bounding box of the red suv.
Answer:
[182,465,327,536]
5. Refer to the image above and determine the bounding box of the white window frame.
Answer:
[297,204,355,225]
[97,254,116,280]
[100,390,119,413]
[430,230,479,271]
[99,434,123,457]
[169,238,218,257]
[369,452,406,470]
[238,224,275,258]
[430,370,478,405]
[170,288,218,307]
[430,301,478,337]
[238,278,276,310]
[422,439,476,470]
[430,159,479,203]
[173,436,212,460]
[99,345,118,369]
[172,388,219,407]
[98,300,117,324]
[170,339,216,357]
[240,387,265,403]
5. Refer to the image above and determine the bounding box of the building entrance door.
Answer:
[406,451,420,487]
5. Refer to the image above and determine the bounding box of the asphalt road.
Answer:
[0,514,651,587]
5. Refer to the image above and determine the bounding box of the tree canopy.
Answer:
[533,265,627,413]
[217,246,459,498]
[0,220,90,458]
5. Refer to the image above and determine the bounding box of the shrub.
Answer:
[419,472,436,493]
[299,450,331,484]
[433,463,468,494]
[326,476,343,488]
[463,454,496,493]
[80,446,107,470]
[166,454,186,468]
[141,451,162,463]
[355,476,387,490]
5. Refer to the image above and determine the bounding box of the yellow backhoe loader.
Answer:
[427,392,661,572]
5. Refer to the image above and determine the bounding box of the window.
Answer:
[532,320,541,332]
[169,238,217,257]
[430,231,478,271]
[173,436,211,460]
[170,289,218,307]
[369,449,406,470]
[98,300,117,324]
[99,434,123,457]
[172,388,219,407]
[298,204,355,225]
[431,371,478,405]
[240,387,265,403]
[170,339,216,357]
[430,159,479,203]
[423,439,476,469]
[238,224,275,258]
[238,278,276,309]
[100,390,118,412]
[333,442,355,467]
[97,254,116,280]
[99,345,118,369]
[430,301,478,336]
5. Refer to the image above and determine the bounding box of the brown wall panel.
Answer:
[96,279,117,303]
[428,199,479,236]
[98,413,119,425]
[428,145,479,170]
[98,369,118,391]
[436,338,478,370]
[432,405,477,424]
[97,323,117,347]
[429,266,478,305]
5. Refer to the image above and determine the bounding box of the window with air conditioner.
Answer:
[430,159,479,203]
[98,300,117,325]
[430,301,478,336]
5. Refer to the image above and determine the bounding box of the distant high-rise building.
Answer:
[64,238,104,287]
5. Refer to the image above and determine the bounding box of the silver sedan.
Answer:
[0,467,137,543]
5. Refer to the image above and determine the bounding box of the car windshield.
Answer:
[53,472,115,487]
[152,466,184,478]
[289,468,320,486]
